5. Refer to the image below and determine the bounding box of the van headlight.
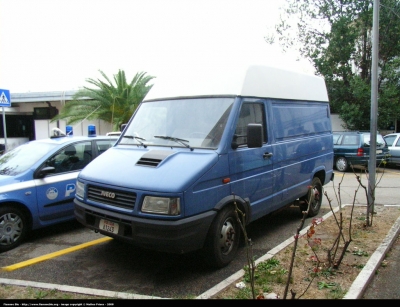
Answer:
[142,196,180,215]
[76,181,85,199]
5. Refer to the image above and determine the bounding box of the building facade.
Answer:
[0,91,113,151]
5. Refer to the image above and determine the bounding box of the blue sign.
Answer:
[0,89,11,107]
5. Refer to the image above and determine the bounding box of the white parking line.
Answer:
[0,278,168,299]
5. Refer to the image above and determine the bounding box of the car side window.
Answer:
[342,135,358,145]
[74,142,93,169]
[97,140,115,155]
[45,141,92,174]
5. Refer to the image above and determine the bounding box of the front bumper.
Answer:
[74,199,216,254]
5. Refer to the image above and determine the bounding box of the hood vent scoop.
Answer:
[136,150,174,167]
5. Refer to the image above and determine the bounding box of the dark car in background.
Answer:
[383,133,400,167]
[333,131,389,172]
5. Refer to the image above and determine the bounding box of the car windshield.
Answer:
[119,97,234,149]
[0,142,57,176]
[384,135,397,146]
[333,134,341,144]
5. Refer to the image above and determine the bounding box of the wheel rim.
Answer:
[336,158,347,171]
[0,212,23,246]
[310,185,321,210]
[219,218,236,255]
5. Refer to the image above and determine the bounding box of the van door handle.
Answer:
[263,152,273,159]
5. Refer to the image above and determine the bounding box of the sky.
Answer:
[0,0,315,93]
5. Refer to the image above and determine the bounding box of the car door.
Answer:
[34,140,94,223]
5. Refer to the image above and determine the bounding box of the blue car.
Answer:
[0,127,118,252]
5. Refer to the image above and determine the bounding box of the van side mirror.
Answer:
[247,124,263,148]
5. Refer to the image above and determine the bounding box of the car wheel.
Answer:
[299,177,323,217]
[0,206,28,253]
[202,205,241,268]
[335,157,348,172]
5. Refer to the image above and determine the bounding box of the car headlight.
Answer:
[76,180,85,199]
[142,196,180,215]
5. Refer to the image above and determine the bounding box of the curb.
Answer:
[0,277,168,300]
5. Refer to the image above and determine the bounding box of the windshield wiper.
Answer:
[123,135,147,148]
[154,135,193,151]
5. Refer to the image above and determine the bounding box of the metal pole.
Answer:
[2,107,7,152]
[368,0,379,222]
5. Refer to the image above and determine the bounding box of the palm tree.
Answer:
[51,69,155,131]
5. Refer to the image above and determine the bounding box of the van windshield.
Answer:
[120,97,234,149]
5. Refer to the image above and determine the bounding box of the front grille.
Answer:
[87,185,136,209]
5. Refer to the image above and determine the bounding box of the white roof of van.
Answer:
[144,64,329,102]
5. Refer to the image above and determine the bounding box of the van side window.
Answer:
[234,103,266,147]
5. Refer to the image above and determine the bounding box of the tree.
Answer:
[269,0,400,131]
[51,70,155,131]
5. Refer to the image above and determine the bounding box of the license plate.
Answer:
[376,150,382,154]
[99,219,119,234]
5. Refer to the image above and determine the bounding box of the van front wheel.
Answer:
[202,205,241,268]
[299,177,322,217]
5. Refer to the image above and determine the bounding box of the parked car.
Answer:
[333,131,389,172]
[383,133,400,167]
[0,127,118,252]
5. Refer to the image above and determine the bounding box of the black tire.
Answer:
[299,177,323,217]
[202,205,241,268]
[0,206,28,253]
[335,157,348,172]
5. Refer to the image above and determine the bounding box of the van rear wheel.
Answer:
[299,177,322,217]
[202,205,241,268]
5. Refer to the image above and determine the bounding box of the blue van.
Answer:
[74,65,334,268]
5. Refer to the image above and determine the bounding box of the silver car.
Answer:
[383,133,400,166]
